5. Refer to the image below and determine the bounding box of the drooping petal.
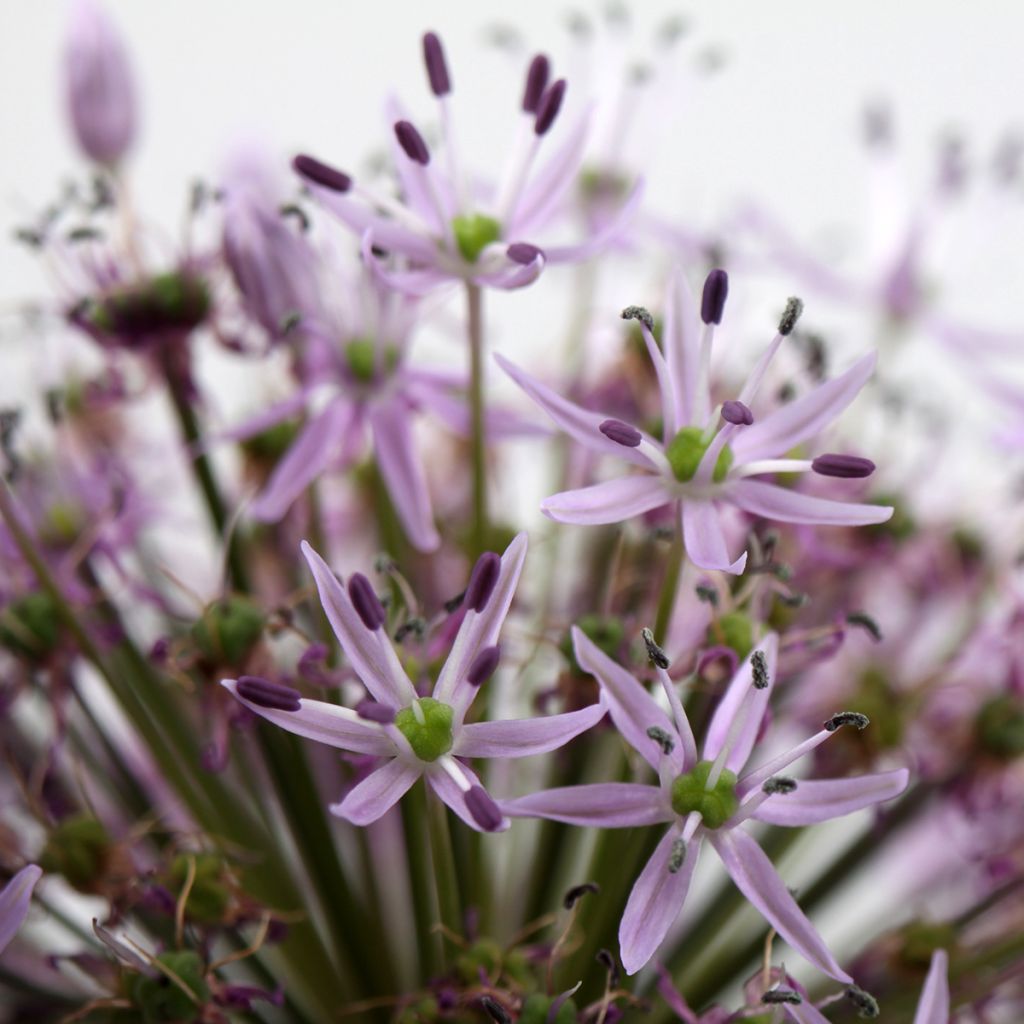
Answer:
[913,949,950,1024]
[728,480,893,527]
[662,269,701,429]
[681,500,748,575]
[221,679,394,756]
[368,399,440,552]
[301,541,417,707]
[731,353,876,464]
[495,353,662,469]
[501,782,669,828]
[541,475,670,525]
[712,829,852,982]
[329,758,420,826]
[0,864,42,955]
[425,761,510,833]
[572,626,684,774]
[456,701,606,759]
[620,829,701,976]
[702,634,779,774]
[474,246,547,290]
[754,769,909,826]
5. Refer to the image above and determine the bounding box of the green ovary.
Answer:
[345,338,397,382]
[665,426,733,483]
[670,760,739,829]
[452,214,501,263]
[395,697,455,762]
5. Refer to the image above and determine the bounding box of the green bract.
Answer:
[670,760,739,829]
[452,214,501,263]
[665,426,733,483]
[395,697,455,762]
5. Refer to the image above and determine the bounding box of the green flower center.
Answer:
[665,426,733,483]
[344,338,398,383]
[670,760,739,829]
[975,694,1024,760]
[395,697,455,762]
[452,214,502,263]
[88,271,210,339]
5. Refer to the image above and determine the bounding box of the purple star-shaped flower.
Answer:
[502,628,909,976]
[498,269,893,574]
[0,865,42,955]
[223,534,605,831]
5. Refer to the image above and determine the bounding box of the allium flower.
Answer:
[503,628,909,976]
[0,865,42,955]
[64,0,136,165]
[499,269,892,573]
[223,534,605,831]
[291,32,642,295]
[913,949,949,1024]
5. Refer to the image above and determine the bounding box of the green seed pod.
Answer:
[665,426,733,483]
[706,611,754,661]
[167,854,231,925]
[395,698,455,763]
[39,815,112,892]
[561,614,625,675]
[0,592,62,661]
[670,760,739,829]
[975,694,1024,760]
[132,950,209,1023]
[452,213,501,263]
[520,993,578,1024]
[190,597,265,668]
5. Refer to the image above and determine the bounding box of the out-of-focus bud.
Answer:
[64,0,137,165]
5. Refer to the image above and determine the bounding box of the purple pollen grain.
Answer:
[467,645,501,686]
[811,454,876,479]
[701,268,729,325]
[348,573,386,630]
[522,54,551,113]
[464,552,501,612]
[394,120,430,165]
[599,418,642,448]
[534,78,567,136]
[355,699,396,724]
[507,242,543,264]
[236,675,302,712]
[721,400,754,426]
[465,785,504,832]
[422,32,451,96]
[292,154,352,193]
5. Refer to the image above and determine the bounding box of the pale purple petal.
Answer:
[541,475,670,525]
[702,634,779,774]
[784,1000,833,1024]
[681,500,748,575]
[732,353,877,464]
[455,701,606,758]
[0,864,42,955]
[501,782,669,828]
[913,949,949,1024]
[474,247,547,289]
[754,769,909,826]
[221,679,394,756]
[543,179,645,264]
[620,829,701,976]
[711,829,852,982]
[217,387,315,445]
[662,269,701,428]
[425,762,510,833]
[728,480,893,527]
[368,399,440,552]
[329,758,420,825]
[572,626,684,773]
[311,187,437,261]
[300,541,417,707]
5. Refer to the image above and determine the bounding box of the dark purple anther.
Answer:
[422,32,451,96]
[292,154,352,193]
[465,785,504,832]
[467,645,501,686]
[534,78,567,135]
[811,454,876,479]
[599,418,642,448]
[236,675,302,712]
[356,699,396,724]
[394,120,430,165]
[721,400,754,426]
[701,268,729,325]
[521,54,550,113]
[464,552,501,613]
[507,242,543,264]
[348,573,386,630]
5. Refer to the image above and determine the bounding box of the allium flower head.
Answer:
[499,269,892,573]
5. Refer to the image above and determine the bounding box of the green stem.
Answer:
[466,282,488,558]
[402,780,442,978]
[653,532,684,642]
[426,785,463,967]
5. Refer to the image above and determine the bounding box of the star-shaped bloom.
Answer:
[0,865,42,956]
[223,534,605,831]
[502,628,909,976]
[498,269,892,574]
[290,32,642,295]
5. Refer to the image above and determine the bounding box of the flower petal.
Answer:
[541,475,670,525]
[913,949,949,1024]
[712,828,852,982]
[474,246,547,290]
[217,386,315,445]
[620,829,701,976]
[221,679,394,755]
[425,762,510,833]
[754,769,909,826]
[501,782,669,827]
[311,186,438,261]
[456,702,606,759]
[681,500,748,575]
[728,480,893,526]
[329,759,420,826]
[300,541,417,707]
[572,626,684,774]
[542,179,646,264]
[0,864,42,955]
[785,999,833,1024]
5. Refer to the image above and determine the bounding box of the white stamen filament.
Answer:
[739,729,832,794]
[495,121,540,224]
[681,811,703,843]
[639,321,680,439]
[638,439,674,479]
[438,754,472,792]
[733,459,814,478]
[694,322,716,425]
[411,699,426,725]
[706,663,767,789]
[353,183,435,236]
[737,332,784,406]
[657,667,697,768]
[439,98,468,214]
